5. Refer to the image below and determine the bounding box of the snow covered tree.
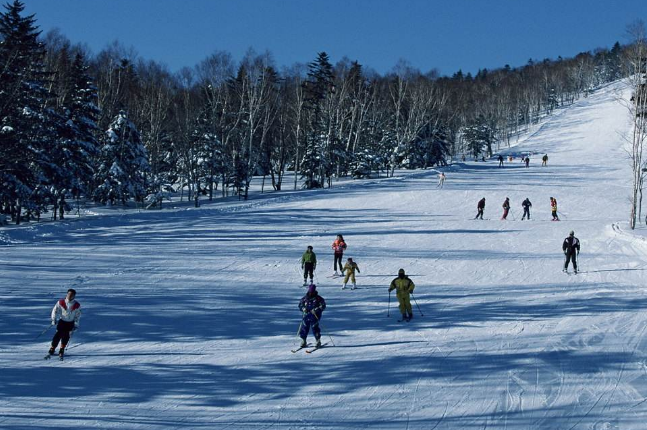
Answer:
[93,110,150,205]
[0,0,55,224]
[301,52,335,188]
[52,51,100,218]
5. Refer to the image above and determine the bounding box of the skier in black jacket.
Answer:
[521,198,532,220]
[562,230,580,273]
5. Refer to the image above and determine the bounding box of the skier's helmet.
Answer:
[398,268,405,277]
[308,284,317,293]
[307,245,313,250]
[569,230,574,237]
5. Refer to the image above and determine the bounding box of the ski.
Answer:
[44,354,52,360]
[305,343,328,353]
[291,344,310,353]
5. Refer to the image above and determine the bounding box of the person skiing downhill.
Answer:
[48,288,81,358]
[501,197,510,220]
[342,257,360,290]
[331,234,347,276]
[475,198,486,220]
[522,198,532,220]
[542,154,548,166]
[437,172,446,188]
[298,284,326,347]
[525,156,530,168]
[562,230,580,273]
[389,269,416,322]
[498,155,504,167]
[550,197,559,221]
[301,246,317,286]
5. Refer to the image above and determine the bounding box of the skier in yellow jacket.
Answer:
[341,257,360,290]
[388,268,416,321]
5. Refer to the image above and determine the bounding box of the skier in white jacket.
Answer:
[48,289,81,358]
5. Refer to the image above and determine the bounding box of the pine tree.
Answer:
[301,52,334,188]
[0,0,55,224]
[53,51,100,218]
[93,110,150,205]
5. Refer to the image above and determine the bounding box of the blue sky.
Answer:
[23,0,647,76]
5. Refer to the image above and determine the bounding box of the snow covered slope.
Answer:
[2,81,647,429]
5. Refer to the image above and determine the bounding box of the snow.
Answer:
[2,81,647,429]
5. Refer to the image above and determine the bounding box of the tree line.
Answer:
[0,0,633,224]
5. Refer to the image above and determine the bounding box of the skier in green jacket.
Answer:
[301,246,317,286]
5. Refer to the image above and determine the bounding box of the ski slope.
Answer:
[2,81,647,429]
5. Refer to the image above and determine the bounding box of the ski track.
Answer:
[3,81,647,428]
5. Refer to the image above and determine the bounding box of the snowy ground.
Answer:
[2,81,647,429]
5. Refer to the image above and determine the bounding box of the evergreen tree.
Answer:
[93,110,150,205]
[52,51,100,218]
[0,0,55,223]
[301,52,334,188]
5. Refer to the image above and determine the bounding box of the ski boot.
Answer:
[58,347,65,358]
[315,339,322,348]
[48,346,55,356]
[300,339,307,348]
[351,283,356,290]
[342,283,347,290]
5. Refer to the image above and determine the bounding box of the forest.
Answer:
[0,0,630,224]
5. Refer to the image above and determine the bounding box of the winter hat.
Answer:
[398,268,405,276]
[569,230,574,237]
[307,245,313,250]
[308,284,317,293]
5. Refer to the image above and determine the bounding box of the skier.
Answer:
[437,172,446,188]
[562,230,580,273]
[298,284,326,347]
[521,198,532,220]
[388,269,416,321]
[475,197,486,220]
[498,155,504,167]
[331,234,347,276]
[341,257,360,290]
[542,154,548,166]
[550,197,559,221]
[501,197,510,220]
[525,156,530,168]
[301,245,317,286]
[48,288,81,358]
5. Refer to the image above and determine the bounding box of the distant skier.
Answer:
[542,154,548,166]
[298,284,326,347]
[525,156,530,168]
[498,155,504,167]
[562,230,580,273]
[521,198,532,220]
[331,234,347,276]
[437,172,446,188]
[342,257,360,290]
[389,269,416,322]
[301,245,317,286]
[501,197,510,220]
[550,197,559,221]
[475,197,486,220]
[48,288,81,358]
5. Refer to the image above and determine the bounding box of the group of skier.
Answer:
[474,196,560,221]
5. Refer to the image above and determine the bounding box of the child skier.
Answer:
[562,230,580,273]
[522,198,532,220]
[298,284,326,347]
[501,197,510,220]
[342,257,361,289]
[48,288,81,358]
[475,198,486,220]
[331,234,347,276]
[550,197,559,221]
[388,269,416,322]
[301,245,317,286]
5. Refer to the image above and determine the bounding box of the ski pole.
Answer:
[314,315,335,346]
[509,209,516,221]
[35,323,54,340]
[411,293,424,317]
[387,290,391,317]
